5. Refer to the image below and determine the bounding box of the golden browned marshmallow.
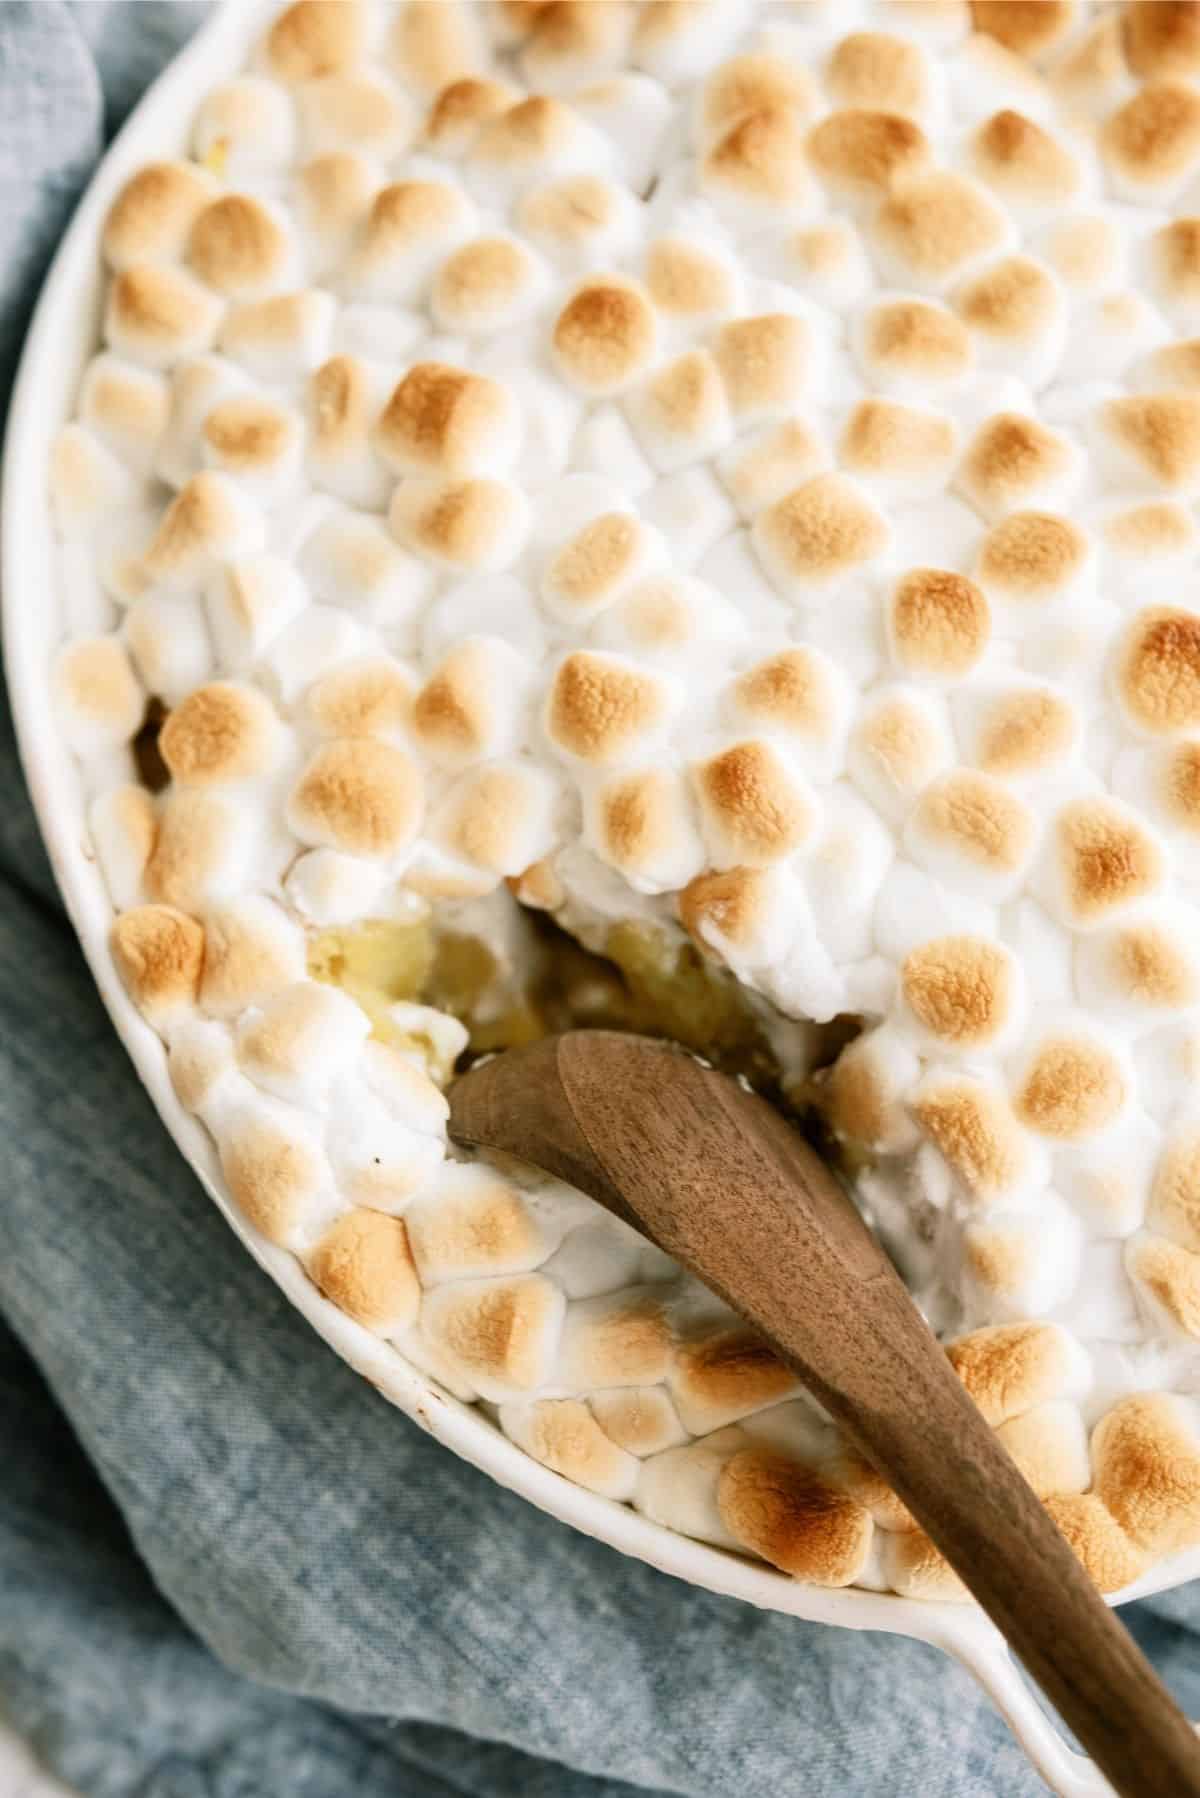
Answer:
[1124,2,1200,80]
[517,173,633,266]
[957,411,1077,520]
[377,362,518,479]
[589,1388,684,1457]
[591,768,699,888]
[806,109,931,202]
[997,1401,1090,1498]
[961,1219,1040,1306]
[712,314,811,423]
[907,768,1036,893]
[508,856,565,913]
[308,1210,421,1334]
[1038,215,1121,294]
[692,739,816,868]
[1102,81,1200,194]
[405,1166,545,1284]
[947,1321,1083,1425]
[91,784,158,911]
[701,106,813,219]
[138,472,262,590]
[307,658,414,740]
[882,1528,968,1601]
[295,151,377,266]
[502,1398,638,1498]
[1127,1236,1200,1337]
[1116,606,1200,736]
[187,195,290,300]
[888,568,990,680]
[431,234,544,334]
[967,110,1082,211]
[53,636,144,752]
[1013,1033,1127,1141]
[389,476,528,572]
[111,904,204,1025]
[971,687,1080,778]
[193,77,296,178]
[752,473,888,597]
[545,650,670,767]
[625,349,730,469]
[424,75,520,155]
[142,791,242,914]
[857,297,974,392]
[1107,506,1200,582]
[220,1107,327,1247]
[900,935,1018,1050]
[1093,1391,1200,1554]
[670,1324,798,1433]
[1147,217,1200,325]
[1049,798,1165,926]
[349,178,474,296]
[1042,1494,1148,1595]
[849,691,951,820]
[558,1289,674,1391]
[102,161,218,271]
[1145,337,1200,390]
[198,895,306,1018]
[823,1443,914,1534]
[823,1029,919,1157]
[1102,393,1200,493]
[436,762,555,877]
[678,865,783,964]
[288,739,424,860]
[265,0,364,81]
[970,0,1077,57]
[202,393,300,484]
[731,647,844,746]
[717,1449,873,1584]
[79,356,168,474]
[105,264,224,369]
[1050,13,1127,117]
[1159,740,1200,840]
[644,236,738,328]
[520,0,633,87]
[159,681,282,787]
[953,253,1063,358]
[421,1274,565,1395]
[872,169,1009,289]
[224,287,334,381]
[838,398,958,493]
[826,31,933,118]
[719,419,830,518]
[913,1075,1030,1206]
[297,74,414,158]
[1149,1124,1200,1252]
[168,1017,235,1115]
[551,275,657,396]
[409,639,514,768]
[698,52,818,140]
[1080,914,1199,1018]
[974,510,1089,607]
[542,511,653,617]
[389,0,480,94]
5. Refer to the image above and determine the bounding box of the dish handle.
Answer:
[940,1614,1121,1797]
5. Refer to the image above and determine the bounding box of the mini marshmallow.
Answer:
[294,151,378,278]
[1102,82,1200,203]
[953,253,1066,387]
[807,109,932,210]
[1075,902,1200,1026]
[102,161,218,270]
[205,555,307,673]
[825,30,937,122]
[898,933,1023,1054]
[466,95,610,205]
[200,393,303,502]
[846,685,954,823]
[78,355,168,477]
[903,768,1037,903]
[886,567,989,682]
[376,361,520,479]
[1114,606,1200,739]
[296,72,416,159]
[288,737,425,860]
[299,507,433,632]
[264,1,366,84]
[960,1196,1082,1324]
[198,894,307,1020]
[545,649,673,768]
[430,233,548,335]
[778,221,872,309]
[412,635,532,767]
[305,353,391,510]
[105,264,224,371]
[713,312,814,426]
[50,425,134,540]
[192,78,296,178]
[669,1320,799,1435]
[540,509,661,621]
[752,473,889,600]
[388,0,483,97]
[1034,213,1124,296]
[956,410,1081,521]
[389,475,531,572]
[954,679,1081,780]
[625,349,732,472]
[219,289,336,379]
[1010,1016,1132,1143]
[433,760,558,878]
[138,473,265,594]
[306,657,414,742]
[1096,392,1200,499]
[111,903,205,1028]
[219,1093,332,1250]
[308,1209,422,1333]
[551,274,658,397]
[965,109,1083,222]
[420,1273,566,1401]
[167,1014,238,1118]
[346,178,476,301]
[691,737,819,871]
[911,1069,1041,1209]
[236,980,371,1108]
[90,784,157,911]
[186,193,294,303]
[591,571,745,670]
[630,0,748,86]
[124,593,213,706]
[422,75,520,157]
[870,168,1013,294]
[500,1399,639,1500]
[54,635,144,755]
[1036,795,1167,931]
[853,296,974,399]
[156,355,250,490]
[517,173,641,272]
[585,766,705,893]
[284,848,386,925]
[838,398,959,502]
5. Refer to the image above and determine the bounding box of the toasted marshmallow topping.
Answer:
[54,0,1200,1601]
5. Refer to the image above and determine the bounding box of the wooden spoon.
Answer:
[449,1030,1200,1798]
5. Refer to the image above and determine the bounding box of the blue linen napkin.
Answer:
[1,8,1198,1794]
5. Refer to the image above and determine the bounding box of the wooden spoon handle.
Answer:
[450,1034,1200,1798]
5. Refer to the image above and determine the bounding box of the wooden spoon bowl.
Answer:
[450,1030,1200,1798]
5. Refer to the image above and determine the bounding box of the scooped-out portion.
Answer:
[52,0,1200,1596]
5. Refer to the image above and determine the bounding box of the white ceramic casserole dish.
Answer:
[4,6,1197,1792]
